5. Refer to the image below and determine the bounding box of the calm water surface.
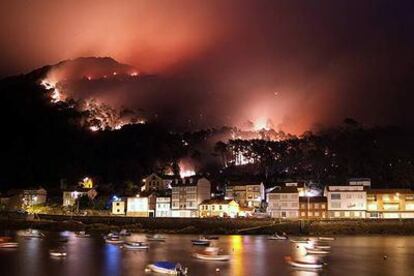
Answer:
[0,231,413,276]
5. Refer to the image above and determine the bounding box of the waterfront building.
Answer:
[112,198,126,215]
[141,173,173,192]
[266,187,299,219]
[126,196,154,217]
[225,180,265,208]
[367,189,414,219]
[299,196,328,219]
[171,176,211,217]
[324,184,368,218]
[155,196,171,217]
[199,199,239,218]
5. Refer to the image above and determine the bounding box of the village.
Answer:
[2,174,414,221]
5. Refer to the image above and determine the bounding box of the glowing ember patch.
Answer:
[253,118,271,131]
[89,126,99,132]
[130,72,138,77]
[179,160,196,178]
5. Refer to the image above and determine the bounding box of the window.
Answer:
[281,194,288,199]
[321,204,326,209]
[301,204,306,209]
[314,211,319,217]
[314,203,319,209]
[331,193,341,200]
[212,205,215,210]
[331,202,341,208]
[308,212,313,217]
[219,205,223,210]
[334,212,340,217]
[344,211,350,217]
[281,211,287,218]
[301,212,306,217]
[346,194,352,199]
[116,209,120,212]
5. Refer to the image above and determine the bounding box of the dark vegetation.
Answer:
[1,68,414,190]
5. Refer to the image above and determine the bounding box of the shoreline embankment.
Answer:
[1,214,414,235]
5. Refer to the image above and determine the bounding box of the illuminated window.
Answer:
[344,211,350,217]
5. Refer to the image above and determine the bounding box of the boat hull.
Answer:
[193,253,230,261]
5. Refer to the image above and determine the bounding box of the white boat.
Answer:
[285,256,324,269]
[20,229,44,238]
[306,242,331,250]
[191,238,210,246]
[193,247,230,261]
[146,234,166,242]
[49,249,67,257]
[268,233,288,240]
[306,248,330,255]
[145,262,187,275]
[318,236,335,241]
[123,242,149,250]
[289,238,309,243]
[0,242,19,248]
[105,237,124,244]
[75,231,91,238]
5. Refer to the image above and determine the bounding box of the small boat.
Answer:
[289,238,309,244]
[20,229,44,239]
[105,237,124,244]
[191,237,210,246]
[105,232,120,239]
[49,249,67,257]
[0,242,19,248]
[318,236,335,241]
[145,261,188,275]
[205,236,219,240]
[285,256,324,269]
[306,242,331,250]
[123,242,149,250]
[268,233,288,240]
[146,234,166,242]
[306,248,330,255]
[75,231,91,238]
[193,247,230,261]
[119,229,131,236]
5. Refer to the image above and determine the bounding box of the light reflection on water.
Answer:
[0,233,413,276]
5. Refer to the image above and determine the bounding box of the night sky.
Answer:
[1,0,414,134]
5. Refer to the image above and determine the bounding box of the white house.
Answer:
[324,184,368,218]
[171,176,211,217]
[126,196,153,217]
[266,187,299,219]
[155,197,171,217]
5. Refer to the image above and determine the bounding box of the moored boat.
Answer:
[193,247,230,261]
[318,236,335,241]
[0,242,19,248]
[105,237,124,244]
[305,242,331,250]
[49,249,67,257]
[285,256,324,269]
[268,233,288,240]
[289,238,309,243]
[146,234,166,242]
[123,242,149,250]
[305,248,330,255]
[20,229,44,238]
[191,237,210,246]
[145,261,187,275]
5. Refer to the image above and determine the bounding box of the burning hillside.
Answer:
[40,57,146,131]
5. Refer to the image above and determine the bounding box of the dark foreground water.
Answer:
[0,231,413,276]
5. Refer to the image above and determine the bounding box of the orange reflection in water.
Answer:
[229,235,244,276]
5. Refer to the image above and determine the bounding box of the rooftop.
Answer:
[200,199,235,205]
